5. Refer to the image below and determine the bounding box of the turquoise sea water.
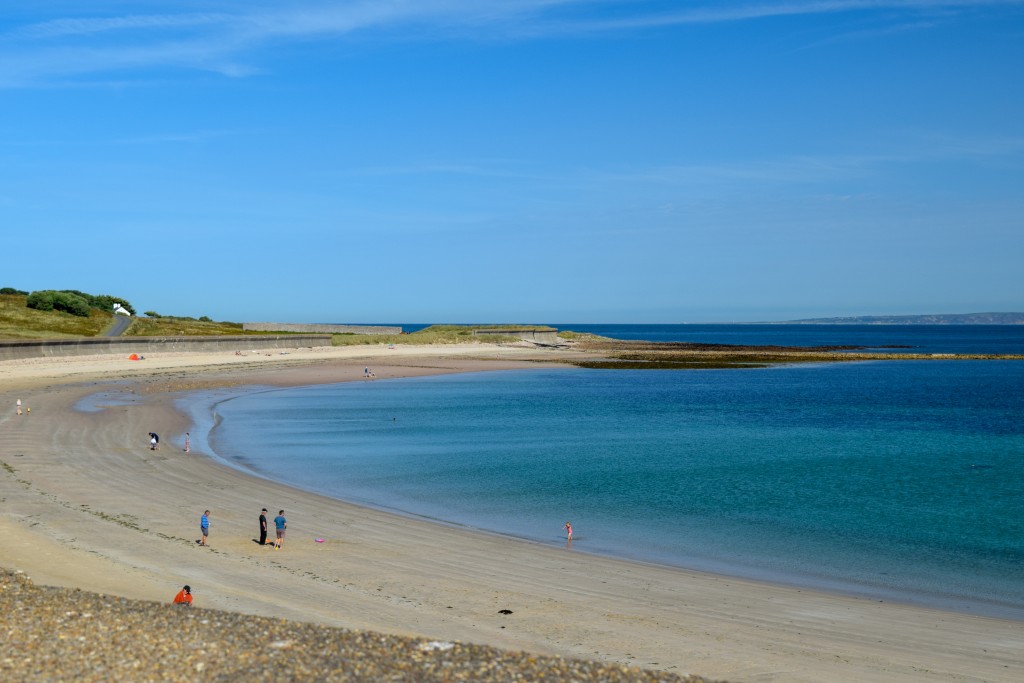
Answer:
[191,326,1024,620]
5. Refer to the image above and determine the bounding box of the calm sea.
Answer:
[356,323,1024,354]
[193,326,1024,619]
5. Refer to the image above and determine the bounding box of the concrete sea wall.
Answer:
[0,335,333,361]
[243,323,401,335]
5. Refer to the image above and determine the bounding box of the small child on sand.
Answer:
[173,585,193,605]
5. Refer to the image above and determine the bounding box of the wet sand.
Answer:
[1,343,1022,682]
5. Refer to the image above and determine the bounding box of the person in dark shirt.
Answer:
[259,508,268,546]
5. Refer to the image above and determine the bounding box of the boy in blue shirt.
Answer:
[200,510,210,546]
[274,510,286,549]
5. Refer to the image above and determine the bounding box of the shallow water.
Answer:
[204,360,1024,620]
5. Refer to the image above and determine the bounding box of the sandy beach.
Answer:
[1,343,1022,682]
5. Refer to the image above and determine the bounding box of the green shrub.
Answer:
[61,290,135,315]
[91,294,135,315]
[1,287,28,295]
[27,289,135,316]
[53,292,91,317]
[27,290,91,317]
[198,316,212,322]
[26,291,55,311]
[144,311,161,318]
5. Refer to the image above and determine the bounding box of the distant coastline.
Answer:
[770,312,1024,325]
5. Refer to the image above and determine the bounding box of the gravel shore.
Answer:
[1,570,713,682]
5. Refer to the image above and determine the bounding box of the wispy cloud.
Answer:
[536,0,1024,31]
[281,132,1024,190]
[593,133,1024,187]
[348,160,552,181]
[795,18,942,50]
[0,127,257,148]
[2,1,1022,86]
[13,13,230,40]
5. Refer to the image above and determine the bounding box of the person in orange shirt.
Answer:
[173,585,193,605]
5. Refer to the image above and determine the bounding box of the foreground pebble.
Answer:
[1,570,718,682]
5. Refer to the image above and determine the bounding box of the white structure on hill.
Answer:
[113,303,131,316]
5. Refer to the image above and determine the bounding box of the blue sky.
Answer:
[2,1,1022,323]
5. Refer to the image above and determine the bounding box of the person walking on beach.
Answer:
[173,585,193,605]
[184,432,190,453]
[149,432,159,450]
[16,398,21,416]
[200,510,210,546]
[274,510,287,549]
[259,508,268,546]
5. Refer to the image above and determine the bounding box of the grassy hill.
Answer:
[328,324,534,346]
[0,293,115,339]
[0,293,536,344]
[0,293,246,339]
[124,316,245,336]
